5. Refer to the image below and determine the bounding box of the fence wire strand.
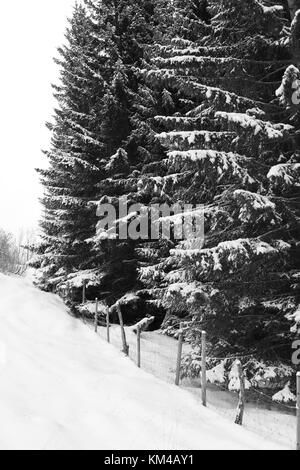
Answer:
[82,311,298,450]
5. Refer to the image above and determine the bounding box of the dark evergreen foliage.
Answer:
[35,0,300,387]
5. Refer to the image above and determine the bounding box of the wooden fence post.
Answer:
[175,323,184,386]
[94,298,98,333]
[82,280,86,304]
[106,309,110,343]
[201,331,207,407]
[235,360,246,426]
[137,325,141,368]
[117,303,129,356]
[297,372,300,451]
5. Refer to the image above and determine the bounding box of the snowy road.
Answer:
[0,274,286,450]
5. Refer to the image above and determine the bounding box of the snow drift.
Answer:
[0,274,285,450]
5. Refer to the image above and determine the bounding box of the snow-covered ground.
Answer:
[0,274,287,450]
[96,325,296,450]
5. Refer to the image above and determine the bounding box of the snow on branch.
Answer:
[232,190,279,225]
[156,130,235,152]
[216,112,293,141]
[171,238,290,278]
[131,316,155,334]
[268,163,300,191]
[166,150,256,186]
[272,383,296,404]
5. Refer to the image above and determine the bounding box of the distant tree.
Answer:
[0,229,25,274]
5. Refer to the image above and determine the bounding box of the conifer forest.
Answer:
[32,0,300,392]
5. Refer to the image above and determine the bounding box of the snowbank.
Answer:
[0,275,285,450]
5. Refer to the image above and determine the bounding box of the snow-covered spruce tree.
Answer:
[137,0,299,389]
[275,6,300,356]
[35,1,158,309]
[88,1,211,320]
[35,3,109,299]
[74,0,166,316]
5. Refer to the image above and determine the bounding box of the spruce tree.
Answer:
[36,0,159,312]
[138,0,299,386]
[86,0,166,311]
[35,2,123,304]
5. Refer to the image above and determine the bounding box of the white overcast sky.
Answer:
[0,0,75,235]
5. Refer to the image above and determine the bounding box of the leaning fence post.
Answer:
[94,298,98,333]
[82,280,86,304]
[235,360,246,426]
[117,303,129,356]
[137,325,141,368]
[175,323,184,386]
[297,372,300,451]
[106,309,110,343]
[201,331,207,406]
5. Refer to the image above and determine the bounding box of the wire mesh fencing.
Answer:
[79,302,299,450]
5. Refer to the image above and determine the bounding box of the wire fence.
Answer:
[80,304,299,451]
